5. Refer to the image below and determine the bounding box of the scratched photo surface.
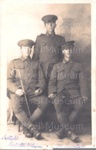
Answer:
[0,1,92,149]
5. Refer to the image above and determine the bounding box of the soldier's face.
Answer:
[45,22,56,32]
[20,46,31,58]
[62,48,73,58]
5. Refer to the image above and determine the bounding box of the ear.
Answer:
[62,49,65,54]
[19,47,22,53]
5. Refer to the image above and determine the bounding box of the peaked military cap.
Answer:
[61,41,75,50]
[17,39,35,48]
[41,14,58,23]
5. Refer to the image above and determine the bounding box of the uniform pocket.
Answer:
[57,71,66,80]
[15,65,25,69]
[14,65,25,79]
[70,69,79,80]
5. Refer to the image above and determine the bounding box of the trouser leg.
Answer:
[10,94,33,129]
[54,96,81,142]
[30,96,49,123]
[11,94,42,139]
[69,97,83,124]
[30,108,43,123]
[53,96,70,131]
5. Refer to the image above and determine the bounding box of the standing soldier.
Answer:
[7,39,49,139]
[33,14,65,91]
[48,41,89,142]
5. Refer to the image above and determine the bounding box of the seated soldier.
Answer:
[7,39,49,139]
[48,41,89,143]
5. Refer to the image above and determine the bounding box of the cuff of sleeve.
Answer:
[35,85,43,91]
[48,90,57,95]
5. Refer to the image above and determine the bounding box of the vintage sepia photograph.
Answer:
[0,0,96,149]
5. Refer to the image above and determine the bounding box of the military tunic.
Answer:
[33,33,65,79]
[7,57,49,128]
[49,60,88,98]
[7,57,45,94]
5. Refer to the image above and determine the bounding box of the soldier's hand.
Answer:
[48,93,56,100]
[82,96,88,103]
[35,88,42,95]
[15,89,24,96]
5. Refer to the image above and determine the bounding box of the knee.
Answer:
[12,104,22,114]
[54,97,63,107]
[53,98,63,112]
[38,96,49,111]
[73,97,84,110]
[11,95,23,114]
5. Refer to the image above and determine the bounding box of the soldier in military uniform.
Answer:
[48,41,89,142]
[7,39,49,139]
[33,14,65,90]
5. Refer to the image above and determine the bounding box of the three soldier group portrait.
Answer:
[7,14,89,142]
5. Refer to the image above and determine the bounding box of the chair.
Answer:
[12,112,21,132]
[7,90,21,132]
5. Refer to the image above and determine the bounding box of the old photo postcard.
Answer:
[0,0,96,149]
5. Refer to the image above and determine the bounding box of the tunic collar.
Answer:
[20,56,31,61]
[63,58,73,64]
[46,31,55,37]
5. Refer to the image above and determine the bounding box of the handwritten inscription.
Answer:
[0,135,18,140]
[9,141,42,148]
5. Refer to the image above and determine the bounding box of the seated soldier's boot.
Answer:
[56,128,67,139]
[67,130,80,143]
[32,128,41,139]
[23,126,33,138]
[29,125,41,139]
